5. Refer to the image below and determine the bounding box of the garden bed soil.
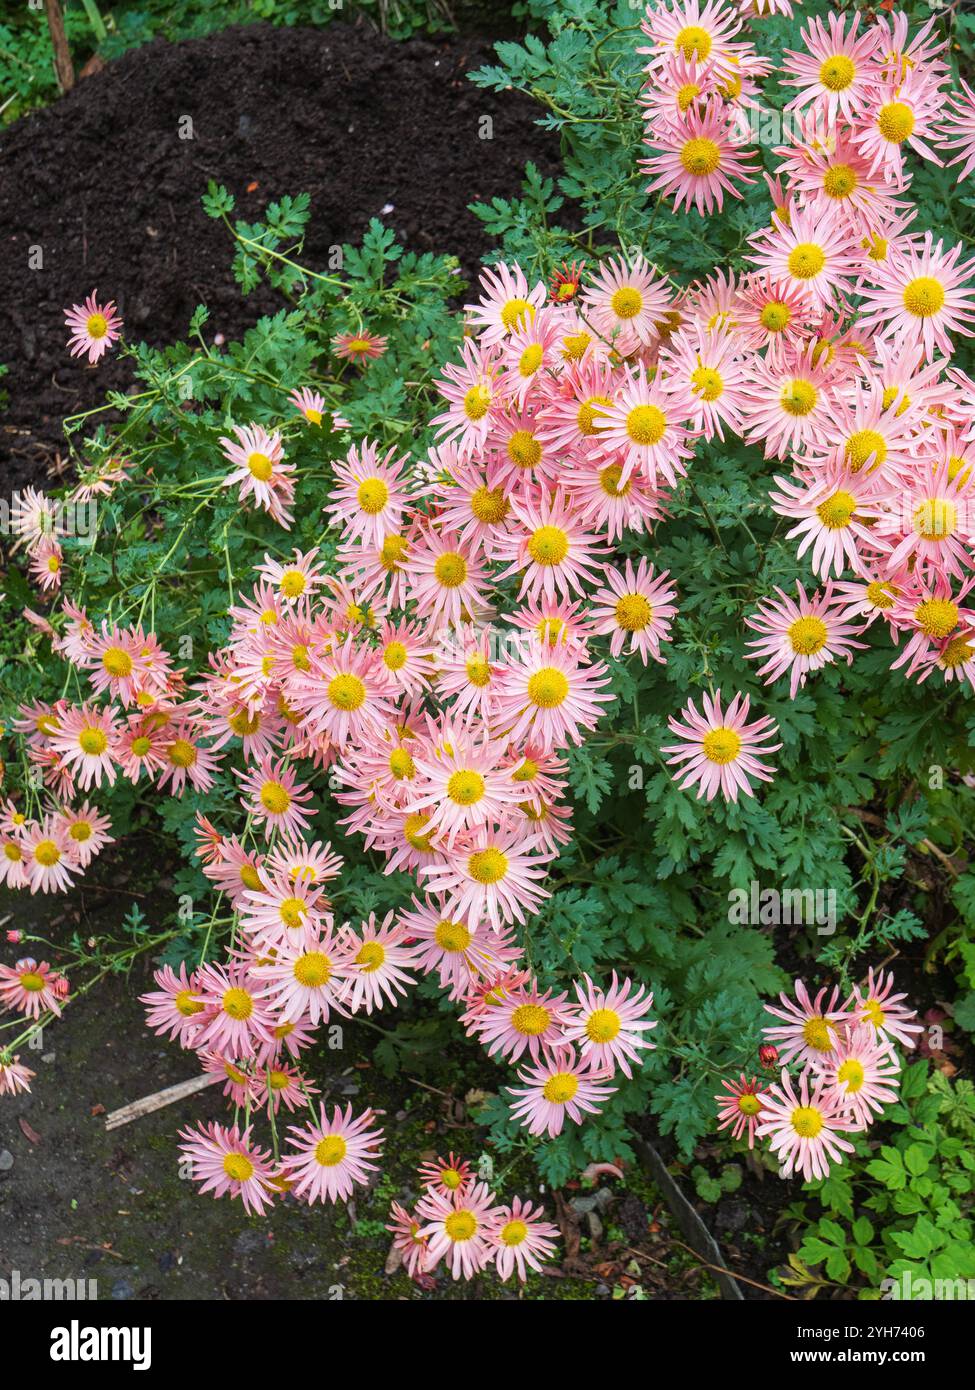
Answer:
[0,18,567,490]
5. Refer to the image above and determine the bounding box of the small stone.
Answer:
[0,1150,13,1171]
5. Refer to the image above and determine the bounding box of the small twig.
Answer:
[105,1073,220,1130]
[668,1239,796,1300]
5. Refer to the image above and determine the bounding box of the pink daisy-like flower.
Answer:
[417,1151,473,1195]
[853,70,945,178]
[194,961,275,1058]
[386,1201,433,1279]
[20,817,78,894]
[747,202,859,309]
[740,342,838,460]
[339,912,418,1016]
[756,1066,857,1181]
[590,558,678,664]
[508,1045,616,1138]
[763,979,854,1068]
[769,465,885,580]
[0,1055,36,1096]
[494,488,608,606]
[282,1103,383,1203]
[416,1179,501,1280]
[940,77,975,185]
[658,321,748,442]
[781,10,883,124]
[235,757,315,842]
[400,894,523,1001]
[471,978,571,1063]
[813,1024,901,1129]
[252,1061,318,1115]
[494,638,615,753]
[288,637,398,750]
[580,253,672,355]
[876,460,975,582]
[642,97,756,216]
[177,1122,277,1217]
[856,232,975,364]
[432,338,502,459]
[59,801,113,869]
[140,962,205,1046]
[464,262,547,346]
[419,823,553,933]
[331,330,388,362]
[29,537,63,592]
[406,721,520,848]
[256,547,327,604]
[64,289,122,364]
[745,582,868,698]
[715,1073,764,1149]
[0,832,29,890]
[487,1197,559,1283]
[288,386,348,430]
[847,967,923,1051]
[0,957,65,1018]
[252,924,350,1025]
[47,702,118,791]
[639,0,745,83]
[219,423,295,527]
[325,440,413,547]
[406,526,493,630]
[560,973,657,1080]
[662,689,781,803]
[593,366,696,489]
[156,720,221,796]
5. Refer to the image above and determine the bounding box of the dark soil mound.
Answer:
[0,20,564,489]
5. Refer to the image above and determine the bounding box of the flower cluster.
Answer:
[637,2,975,694]
[387,1151,559,1283]
[716,968,922,1181]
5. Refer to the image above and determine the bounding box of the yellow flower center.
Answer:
[877,101,914,143]
[434,552,468,587]
[500,1219,529,1247]
[328,673,366,710]
[866,581,896,610]
[914,598,957,638]
[611,286,644,319]
[102,646,133,677]
[357,478,389,514]
[79,727,108,756]
[543,1072,580,1104]
[294,951,332,988]
[845,429,887,471]
[802,1016,834,1052]
[468,847,508,884]
[760,300,792,333]
[168,738,197,768]
[738,1093,761,1116]
[435,919,471,952]
[34,840,61,867]
[701,728,742,764]
[444,1210,477,1241]
[506,429,541,469]
[69,821,92,842]
[380,534,408,570]
[527,667,569,708]
[578,394,612,435]
[615,593,652,631]
[788,243,826,279]
[519,344,544,377]
[463,384,492,421]
[175,989,204,1018]
[86,312,108,339]
[680,136,721,176]
[471,484,509,522]
[404,813,436,852]
[940,635,974,669]
[626,404,667,446]
[816,490,857,529]
[247,452,273,481]
[240,863,262,891]
[837,1058,865,1093]
[356,941,386,972]
[279,897,307,929]
[674,24,711,60]
[903,277,945,318]
[691,365,723,400]
[914,498,957,541]
[586,1008,621,1043]
[600,464,630,497]
[466,654,491,687]
[260,780,291,815]
[223,1153,255,1182]
[528,525,569,565]
[788,615,828,654]
[315,1135,348,1167]
[500,297,535,331]
[448,770,486,805]
[511,1003,550,1036]
[222,988,253,1020]
[779,379,818,416]
[792,1105,824,1138]
[823,163,857,198]
[819,54,855,91]
[677,82,701,112]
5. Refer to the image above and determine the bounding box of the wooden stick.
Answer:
[44,0,75,93]
[105,1073,220,1130]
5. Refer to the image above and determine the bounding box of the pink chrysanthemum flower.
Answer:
[288,638,398,750]
[0,957,65,1018]
[560,973,657,1079]
[420,824,553,933]
[178,1122,277,1217]
[29,537,63,592]
[252,925,350,1025]
[64,289,122,364]
[747,202,859,309]
[781,10,883,124]
[580,253,672,355]
[508,1045,616,1138]
[339,911,417,1015]
[763,979,854,1068]
[256,547,327,604]
[769,465,884,580]
[156,721,221,796]
[406,526,493,629]
[194,961,275,1057]
[847,967,923,1051]
[740,343,838,460]
[494,639,614,753]
[252,1061,318,1115]
[235,757,315,841]
[745,582,868,698]
[400,895,523,1000]
[20,817,78,894]
[471,978,571,1063]
[854,71,945,178]
[662,689,781,803]
[283,1104,383,1203]
[406,722,520,848]
[638,0,745,82]
[590,558,677,664]
[593,367,696,488]
[140,962,205,1046]
[876,460,974,582]
[0,1055,36,1096]
[643,97,756,216]
[416,1179,501,1279]
[417,1151,473,1196]
[332,330,388,362]
[496,308,564,409]
[387,1201,433,1279]
[856,232,975,364]
[219,423,295,528]
[940,77,975,185]
[715,1073,764,1148]
[494,488,608,605]
[325,440,413,547]
[756,1067,857,1181]
[487,1197,559,1283]
[59,801,113,869]
[813,1024,901,1128]
[464,262,547,345]
[0,832,29,890]
[288,386,348,430]
[432,339,502,459]
[732,274,816,362]
[658,321,747,442]
[47,703,119,791]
